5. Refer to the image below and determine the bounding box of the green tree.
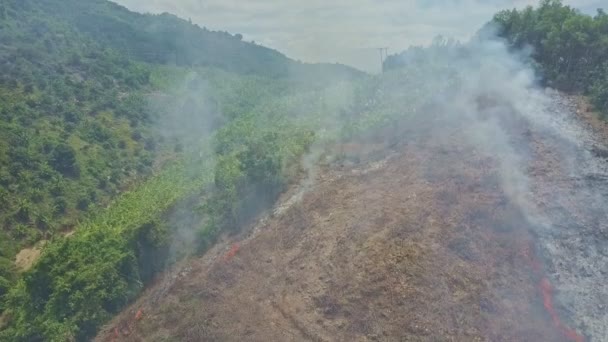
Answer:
[491,0,608,115]
[49,143,79,177]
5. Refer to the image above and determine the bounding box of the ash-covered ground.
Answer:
[526,91,608,340]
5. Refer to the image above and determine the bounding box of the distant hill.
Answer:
[5,0,289,76]
[4,0,363,78]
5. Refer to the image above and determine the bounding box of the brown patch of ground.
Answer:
[96,124,569,342]
[14,241,45,271]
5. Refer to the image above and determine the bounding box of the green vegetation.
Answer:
[202,109,315,242]
[0,0,165,315]
[490,0,608,116]
[0,0,362,252]
[1,159,211,341]
[0,231,17,308]
[3,0,285,77]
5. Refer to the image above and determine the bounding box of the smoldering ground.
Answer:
[127,20,608,341]
[361,33,607,339]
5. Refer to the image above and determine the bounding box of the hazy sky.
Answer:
[113,0,605,72]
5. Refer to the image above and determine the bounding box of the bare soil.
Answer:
[14,241,44,271]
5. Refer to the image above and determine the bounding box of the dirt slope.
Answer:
[96,110,589,341]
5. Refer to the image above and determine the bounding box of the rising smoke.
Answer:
[375,29,606,339]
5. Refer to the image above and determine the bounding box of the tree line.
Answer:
[492,0,608,116]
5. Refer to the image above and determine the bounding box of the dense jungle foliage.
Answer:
[491,0,608,116]
[0,0,362,340]
[0,0,357,249]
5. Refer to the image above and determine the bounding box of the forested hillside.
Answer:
[491,0,608,116]
[0,0,162,306]
[2,0,288,76]
[0,0,359,257]
[0,1,363,340]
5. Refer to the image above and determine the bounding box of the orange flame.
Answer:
[135,309,143,321]
[224,243,240,262]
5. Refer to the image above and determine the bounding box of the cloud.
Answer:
[113,0,605,72]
